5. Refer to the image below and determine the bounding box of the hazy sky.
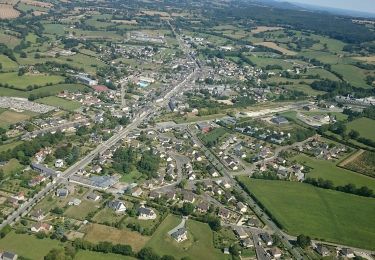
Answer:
[288,0,375,14]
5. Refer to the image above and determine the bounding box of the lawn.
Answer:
[64,200,99,220]
[36,96,81,111]
[0,231,63,260]
[293,153,375,190]
[75,250,136,260]
[200,127,228,146]
[0,72,64,90]
[346,117,375,141]
[83,223,149,252]
[92,208,125,225]
[238,178,375,250]
[146,215,229,260]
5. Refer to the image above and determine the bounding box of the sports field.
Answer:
[36,96,81,111]
[146,215,229,260]
[239,178,375,250]
[346,117,375,141]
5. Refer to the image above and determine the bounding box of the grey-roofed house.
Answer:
[0,251,18,260]
[271,116,288,125]
[171,228,187,242]
[56,188,69,198]
[31,163,57,178]
[260,233,273,246]
[138,206,157,220]
[107,200,126,213]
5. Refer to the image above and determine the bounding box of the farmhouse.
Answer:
[171,228,188,243]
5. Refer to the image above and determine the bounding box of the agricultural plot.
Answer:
[341,150,375,178]
[83,223,150,252]
[239,178,375,250]
[0,110,35,128]
[0,72,64,90]
[0,4,20,19]
[283,84,325,96]
[146,215,229,260]
[346,117,375,141]
[0,54,18,71]
[254,42,297,56]
[36,96,81,111]
[293,153,375,190]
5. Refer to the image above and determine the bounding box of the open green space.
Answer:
[0,72,64,90]
[1,159,23,176]
[293,153,375,190]
[0,55,18,71]
[36,96,81,111]
[239,178,375,250]
[0,231,63,260]
[75,250,136,260]
[64,200,99,220]
[0,84,88,98]
[346,117,375,141]
[200,127,228,146]
[0,141,23,153]
[146,215,229,260]
[331,64,371,88]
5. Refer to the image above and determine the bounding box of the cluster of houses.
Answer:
[258,157,306,181]
[299,139,347,160]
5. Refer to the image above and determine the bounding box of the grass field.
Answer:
[146,215,229,260]
[238,178,375,250]
[346,117,375,141]
[0,110,34,128]
[0,54,18,71]
[0,141,22,152]
[1,158,22,175]
[64,200,99,220]
[75,250,136,260]
[84,223,149,252]
[283,84,325,96]
[0,72,64,90]
[199,127,228,146]
[293,154,375,190]
[0,84,88,98]
[342,150,375,178]
[331,64,371,88]
[36,96,81,111]
[0,231,63,259]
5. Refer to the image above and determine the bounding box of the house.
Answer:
[182,192,195,203]
[91,165,102,174]
[31,223,52,233]
[196,122,212,133]
[107,200,126,213]
[237,202,247,213]
[28,175,46,187]
[270,247,282,258]
[165,191,177,201]
[0,251,18,260]
[171,228,188,242]
[208,167,219,177]
[149,191,161,200]
[260,233,273,246]
[11,192,25,201]
[131,187,143,197]
[56,188,69,198]
[223,248,230,255]
[242,238,254,248]
[55,159,64,168]
[221,179,232,189]
[196,202,209,213]
[218,208,230,219]
[68,198,81,206]
[271,116,288,125]
[30,209,45,221]
[341,248,355,258]
[315,244,330,257]
[234,227,248,239]
[138,206,157,220]
[87,192,100,201]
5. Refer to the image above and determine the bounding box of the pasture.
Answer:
[239,178,375,250]
[346,117,375,141]
[254,42,297,56]
[0,110,35,128]
[36,96,81,111]
[331,64,371,88]
[0,54,18,71]
[146,215,229,260]
[292,154,375,190]
[75,251,136,260]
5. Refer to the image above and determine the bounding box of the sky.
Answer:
[286,0,375,14]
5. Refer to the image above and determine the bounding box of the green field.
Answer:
[200,127,228,145]
[293,154,375,190]
[64,200,98,220]
[0,141,23,153]
[0,84,88,98]
[0,55,18,71]
[239,178,375,250]
[346,117,375,141]
[0,231,63,260]
[1,159,23,175]
[0,72,64,90]
[75,251,136,260]
[36,96,81,111]
[146,215,229,260]
[331,64,371,88]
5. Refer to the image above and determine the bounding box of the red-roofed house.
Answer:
[92,85,109,92]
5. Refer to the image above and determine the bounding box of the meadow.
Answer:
[75,251,136,260]
[146,215,229,260]
[346,117,375,141]
[0,110,35,128]
[331,64,371,88]
[0,72,64,90]
[239,178,375,250]
[292,153,375,190]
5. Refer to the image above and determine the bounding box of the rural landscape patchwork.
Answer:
[0,0,374,259]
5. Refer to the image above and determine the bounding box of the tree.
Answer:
[296,234,311,248]
[208,216,221,231]
[138,247,160,260]
[181,202,195,216]
[349,130,360,139]
[161,256,175,260]
[229,244,240,256]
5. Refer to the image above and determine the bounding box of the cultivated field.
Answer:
[352,56,375,63]
[0,4,20,19]
[251,26,283,34]
[84,223,150,252]
[254,42,297,55]
[146,215,229,260]
[342,150,375,178]
[239,178,375,250]
[20,0,53,8]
